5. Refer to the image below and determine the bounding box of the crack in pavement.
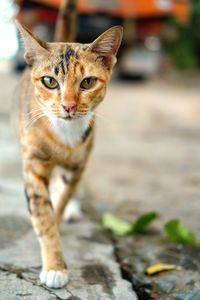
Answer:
[0,264,74,300]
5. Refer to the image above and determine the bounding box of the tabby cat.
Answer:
[16,0,123,289]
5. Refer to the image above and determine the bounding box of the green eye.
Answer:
[41,76,59,89]
[80,77,97,90]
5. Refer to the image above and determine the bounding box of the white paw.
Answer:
[63,198,83,222]
[40,270,69,289]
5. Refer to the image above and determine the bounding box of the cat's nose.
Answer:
[62,103,77,112]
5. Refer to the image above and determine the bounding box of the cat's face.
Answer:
[17,23,123,121]
[31,43,110,121]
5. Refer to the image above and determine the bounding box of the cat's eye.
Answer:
[80,77,97,90]
[41,76,59,89]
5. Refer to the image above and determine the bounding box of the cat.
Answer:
[16,0,123,289]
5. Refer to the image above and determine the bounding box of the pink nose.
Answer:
[62,104,77,112]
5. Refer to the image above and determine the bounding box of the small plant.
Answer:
[102,211,159,236]
[102,212,199,248]
[164,219,198,247]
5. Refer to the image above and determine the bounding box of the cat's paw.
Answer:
[63,198,83,222]
[40,270,69,289]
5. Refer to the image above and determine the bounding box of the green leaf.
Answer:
[164,219,197,246]
[102,213,131,236]
[102,211,159,236]
[130,212,159,234]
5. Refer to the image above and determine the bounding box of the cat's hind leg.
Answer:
[53,166,85,225]
[63,197,83,222]
[51,169,83,222]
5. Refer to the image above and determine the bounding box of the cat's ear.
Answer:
[15,21,49,66]
[90,26,123,69]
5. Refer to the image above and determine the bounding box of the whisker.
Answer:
[25,108,44,117]
[36,100,61,117]
[47,116,55,131]
[26,112,45,122]
[25,113,44,124]
[25,113,47,129]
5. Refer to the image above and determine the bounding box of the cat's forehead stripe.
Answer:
[60,59,66,75]
[54,66,59,76]
[65,47,75,61]
[80,65,85,76]
[53,45,81,76]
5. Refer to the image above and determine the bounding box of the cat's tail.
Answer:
[54,0,77,43]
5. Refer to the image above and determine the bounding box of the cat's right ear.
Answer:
[15,21,49,66]
[90,26,123,69]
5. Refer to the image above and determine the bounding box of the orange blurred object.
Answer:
[32,0,190,23]
[174,2,191,24]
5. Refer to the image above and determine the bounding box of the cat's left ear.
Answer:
[90,26,123,69]
[15,20,49,66]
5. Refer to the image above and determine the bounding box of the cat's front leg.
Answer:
[24,158,68,288]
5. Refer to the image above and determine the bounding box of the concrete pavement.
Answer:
[1,69,200,299]
[0,71,137,299]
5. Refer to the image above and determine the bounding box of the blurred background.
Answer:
[0,0,200,231]
[0,0,198,76]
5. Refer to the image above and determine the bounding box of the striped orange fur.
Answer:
[16,0,123,289]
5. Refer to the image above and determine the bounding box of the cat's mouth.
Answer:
[60,114,86,121]
[59,111,88,121]
[60,115,74,121]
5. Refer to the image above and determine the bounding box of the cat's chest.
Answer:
[50,116,91,148]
